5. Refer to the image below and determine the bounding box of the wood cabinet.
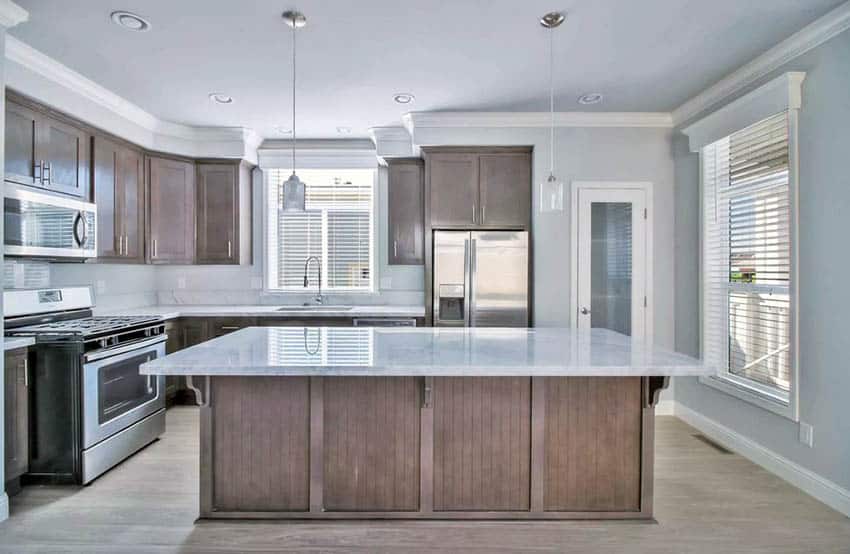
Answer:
[4,348,29,489]
[427,152,479,227]
[93,136,145,262]
[180,318,210,348]
[208,317,257,337]
[387,158,424,265]
[5,98,90,199]
[425,148,531,229]
[147,156,196,264]
[196,162,252,265]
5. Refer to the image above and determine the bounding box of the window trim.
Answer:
[687,73,803,421]
[261,167,379,296]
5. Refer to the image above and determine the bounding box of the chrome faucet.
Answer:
[303,256,323,305]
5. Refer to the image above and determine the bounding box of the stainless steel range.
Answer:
[4,287,166,484]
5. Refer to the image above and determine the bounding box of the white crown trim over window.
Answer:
[682,72,805,152]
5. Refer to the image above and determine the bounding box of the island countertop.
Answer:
[141,326,712,377]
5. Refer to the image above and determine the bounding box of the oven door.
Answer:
[82,337,166,449]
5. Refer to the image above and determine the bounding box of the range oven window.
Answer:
[97,351,159,425]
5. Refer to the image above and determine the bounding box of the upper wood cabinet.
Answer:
[5,98,90,199]
[196,161,253,265]
[387,158,424,265]
[425,148,531,229]
[93,136,145,262]
[147,156,196,264]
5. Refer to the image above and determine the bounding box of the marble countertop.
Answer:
[97,304,426,320]
[141,326,713,377]
[4,337,35,351]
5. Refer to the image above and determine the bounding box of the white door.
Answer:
[574,186,649,340]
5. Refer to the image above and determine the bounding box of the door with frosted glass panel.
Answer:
[575,188,648,339]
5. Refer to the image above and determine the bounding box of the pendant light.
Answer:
[539,12,565,213]
[282,10,307,212]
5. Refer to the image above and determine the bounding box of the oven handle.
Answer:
[84,335,167,363]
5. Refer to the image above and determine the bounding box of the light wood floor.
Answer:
[0,407,848,553]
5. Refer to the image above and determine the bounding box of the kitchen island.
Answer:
[141,326,712,521]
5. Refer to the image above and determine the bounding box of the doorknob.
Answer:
[580,307,591,315]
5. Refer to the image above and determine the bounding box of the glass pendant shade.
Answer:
[539,173,564,213]
[282,172,306,212]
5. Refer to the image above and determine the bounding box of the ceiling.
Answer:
[9,0,844,138]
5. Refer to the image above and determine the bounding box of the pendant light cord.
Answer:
[291,20,297,172]
[548,26,555,177]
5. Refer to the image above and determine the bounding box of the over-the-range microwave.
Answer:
[4,184,97,261]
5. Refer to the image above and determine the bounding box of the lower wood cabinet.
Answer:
[322,377,421,511]
[4,348,30,490]
[432,377,531,511]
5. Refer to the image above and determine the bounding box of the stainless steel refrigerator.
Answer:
[432,230,528,327]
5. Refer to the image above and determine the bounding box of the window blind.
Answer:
[703,111,792,394]
[267,168,374,292]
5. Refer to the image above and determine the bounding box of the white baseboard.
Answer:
[0,491,8,522]
[655,399,675,416]
[674,402,850,518]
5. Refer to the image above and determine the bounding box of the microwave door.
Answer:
[470,231,529,327]
[433,231,470,327]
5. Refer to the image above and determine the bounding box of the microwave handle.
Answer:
[73,211,87,247]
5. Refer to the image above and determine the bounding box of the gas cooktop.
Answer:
[8,315,163,338]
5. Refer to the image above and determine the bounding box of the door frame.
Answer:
[569,181,654,345]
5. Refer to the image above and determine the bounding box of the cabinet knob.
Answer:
[580,307,591,315]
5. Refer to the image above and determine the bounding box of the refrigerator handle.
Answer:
[468,237,476,327]
[463,237,471,327]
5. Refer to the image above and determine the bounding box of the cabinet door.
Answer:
[323,377,421,511]
[148,157,195,264]
[5,101,40,187]
[478,153,531,227]
[119,146,145,261]
[428,153,479,227]
[4,350,29,482]
[196,163,238,264]
[180,319,209,348]
[388,160,424,265]
[432,377,531,511]
[93,137,122,259]
[39,115,90,199]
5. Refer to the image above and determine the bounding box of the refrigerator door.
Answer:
[433,231,471,326]
[470,231,529,327]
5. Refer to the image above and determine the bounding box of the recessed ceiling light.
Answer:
[110,11,151,32]
[393,93,415,105]
[336,126,352,135]
[208,92,234,105]
[578,93,603,105]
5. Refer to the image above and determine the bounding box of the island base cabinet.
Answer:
[199,376,655,520]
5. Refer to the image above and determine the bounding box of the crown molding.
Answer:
[368,126,417,159]
[672,1,850,126]
[682,72,805,152]
[257,139,376,169]
[5,35,258,160]
[0,0,28,28]
[404,111,674,130]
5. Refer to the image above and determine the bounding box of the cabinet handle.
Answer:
[152,239,157,258]
[227,240,232,258]
[43,161,51,184]
[472,204,476,224]
[116,236,121,255]
[220,326,239,330]
[124,235,129,256]
[393,240,398,258]
[482,205,486,224]
[23,359,28,388]
[34,160,43,182]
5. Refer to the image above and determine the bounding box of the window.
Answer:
[266,168,375,292]
[702,111,795,406]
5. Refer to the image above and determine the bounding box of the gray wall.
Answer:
[674,29,850,491]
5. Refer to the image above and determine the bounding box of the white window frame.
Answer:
[683,72,804,421]
[257,142,380,298]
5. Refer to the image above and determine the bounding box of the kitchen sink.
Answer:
[275,306,354,312]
